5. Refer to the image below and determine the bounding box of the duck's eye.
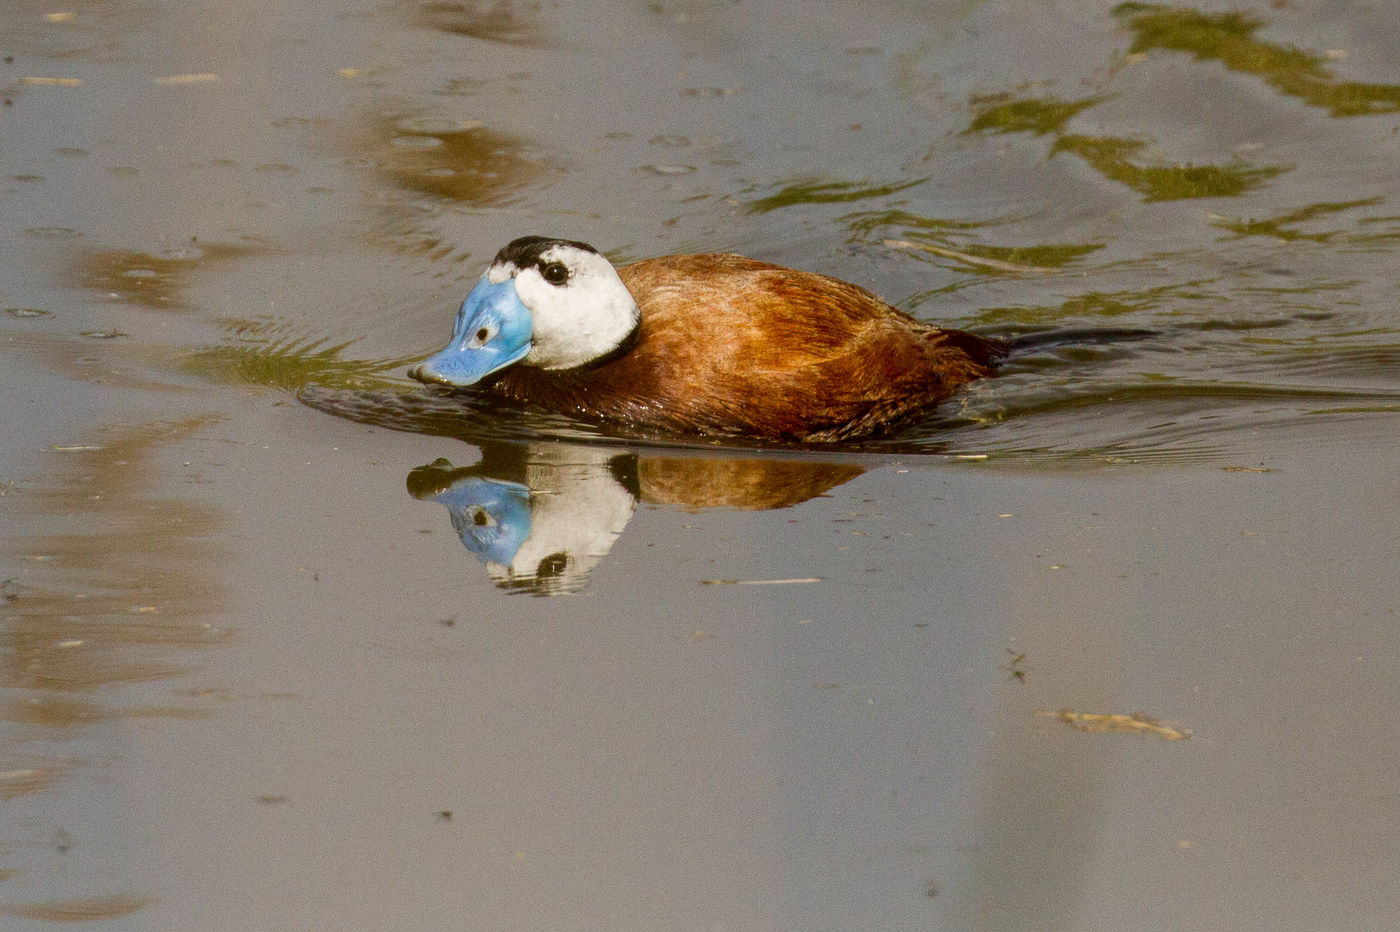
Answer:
[467,324,496,348]
[471,508,491,527]
[536,551,569,578]
[540,262,569,286]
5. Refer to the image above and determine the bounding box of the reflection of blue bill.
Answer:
[432,477,532,566]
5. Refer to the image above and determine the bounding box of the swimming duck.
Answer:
[409,235,1005,442]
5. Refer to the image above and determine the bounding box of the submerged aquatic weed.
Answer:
[841,208,987,242]
[1052,134,1286,201]
[962,91,1285,201]
[1208,197,1386,242]
[1114,3,1400,117]
[966,94,1109,136]
[844,208,1103,274]
[887,238,1102,273]
[183,322,419,393]
[966,279,1216,327]
[745,176,928,214]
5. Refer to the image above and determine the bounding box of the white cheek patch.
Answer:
[511,249,640,370]
[486,459,635,591]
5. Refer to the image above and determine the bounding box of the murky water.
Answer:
[3,1,1399,928]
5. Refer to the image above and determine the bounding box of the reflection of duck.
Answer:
[409,236,1004,442]
[408,446,635,595]
[407,442,864,594]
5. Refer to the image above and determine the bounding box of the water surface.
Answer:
[2,1,1399,929]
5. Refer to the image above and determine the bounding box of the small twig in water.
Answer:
[700,577,823,586]
[883,238,1059,274]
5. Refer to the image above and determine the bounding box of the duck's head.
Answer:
[409,235,640,387]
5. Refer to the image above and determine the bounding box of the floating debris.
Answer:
[639,163,697,176]
[1039,708,1191,740]
[681,83,745,97]
[700,577,822,586]
[20,77,82,87]
[1003,649,1029,683]
[154,73,219,87]
[26,226,81,239]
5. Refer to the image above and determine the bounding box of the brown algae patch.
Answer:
[76,242,264,310]
[409,0,552,47]
[1,895,155,922]
[2,418,232,697]
[0,764,63,800]
[357,114,553,207]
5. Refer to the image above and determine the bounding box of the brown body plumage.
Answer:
[487,253,1003,442]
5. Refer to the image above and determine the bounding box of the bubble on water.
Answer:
[156,245,205,261]
[394,117,483,135]
[390,135,444,149]
[26,227,82,239]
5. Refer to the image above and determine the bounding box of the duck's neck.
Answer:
[562,318,641,371]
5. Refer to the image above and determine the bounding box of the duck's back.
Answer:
[490,253,1002,441]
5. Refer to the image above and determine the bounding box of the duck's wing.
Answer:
[617,255,1001,438]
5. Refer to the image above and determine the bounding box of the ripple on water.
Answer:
[183,289,1400,468]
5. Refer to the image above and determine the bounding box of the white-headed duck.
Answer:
[409,235,1004,442]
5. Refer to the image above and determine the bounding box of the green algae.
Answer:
[182,320,419,393]
[1052,134,1286,201]
[745,176,929,214]
[1114,3,1400,117]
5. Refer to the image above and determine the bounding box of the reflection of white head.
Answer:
[487,238,640,370]
[485,447,637,594]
